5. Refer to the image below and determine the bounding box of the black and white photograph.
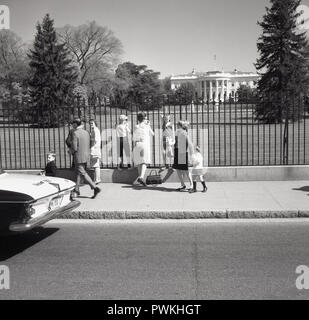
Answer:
[0,0,309,313]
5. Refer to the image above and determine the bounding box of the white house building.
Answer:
[170,69,260,101]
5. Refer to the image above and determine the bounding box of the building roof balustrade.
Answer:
[170,70,260,88]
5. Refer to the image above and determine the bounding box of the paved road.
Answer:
[1,219,309,299]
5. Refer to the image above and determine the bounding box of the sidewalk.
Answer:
[59,180,309,219]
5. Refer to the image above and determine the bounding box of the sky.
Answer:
[2,0,309,78]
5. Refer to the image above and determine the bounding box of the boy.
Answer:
[43,151,57,177]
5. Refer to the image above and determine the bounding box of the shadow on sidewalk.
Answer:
[121,185,177,192]
[120,168,178,192]
[292,186,309,196]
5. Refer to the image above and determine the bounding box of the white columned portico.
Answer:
[170,71,260,104]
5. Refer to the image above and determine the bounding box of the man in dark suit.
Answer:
[72,118,101,199]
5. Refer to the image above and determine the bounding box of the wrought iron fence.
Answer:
[0,95,308,169]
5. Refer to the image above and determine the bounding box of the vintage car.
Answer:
[0,168,80,234]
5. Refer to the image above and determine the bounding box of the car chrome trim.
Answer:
[9,200,80,232]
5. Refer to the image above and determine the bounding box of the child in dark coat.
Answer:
[43,151,57,177]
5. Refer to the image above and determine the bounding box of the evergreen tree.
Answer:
[28,14,78,126]
[236,84,257,103]
[255,0,309,124]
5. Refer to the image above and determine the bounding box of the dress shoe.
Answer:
[137,178,147,186]
[92,187,101,199]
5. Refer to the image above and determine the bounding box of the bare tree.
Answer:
[0,30,29,87]
[57,21,123,91]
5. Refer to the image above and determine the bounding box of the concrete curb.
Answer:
[59,210,309,219]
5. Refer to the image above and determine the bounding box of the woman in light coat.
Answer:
[132,112,154,186]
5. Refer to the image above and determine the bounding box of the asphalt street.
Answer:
[1,219,309,299]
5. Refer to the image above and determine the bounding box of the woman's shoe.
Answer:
[176,185,186,191]
[189,182,197,193]
[201,181,207,192]
[189,188,197,193]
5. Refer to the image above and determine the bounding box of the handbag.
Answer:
[146,170,162,185]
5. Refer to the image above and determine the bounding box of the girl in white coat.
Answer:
[189,146,207,193]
